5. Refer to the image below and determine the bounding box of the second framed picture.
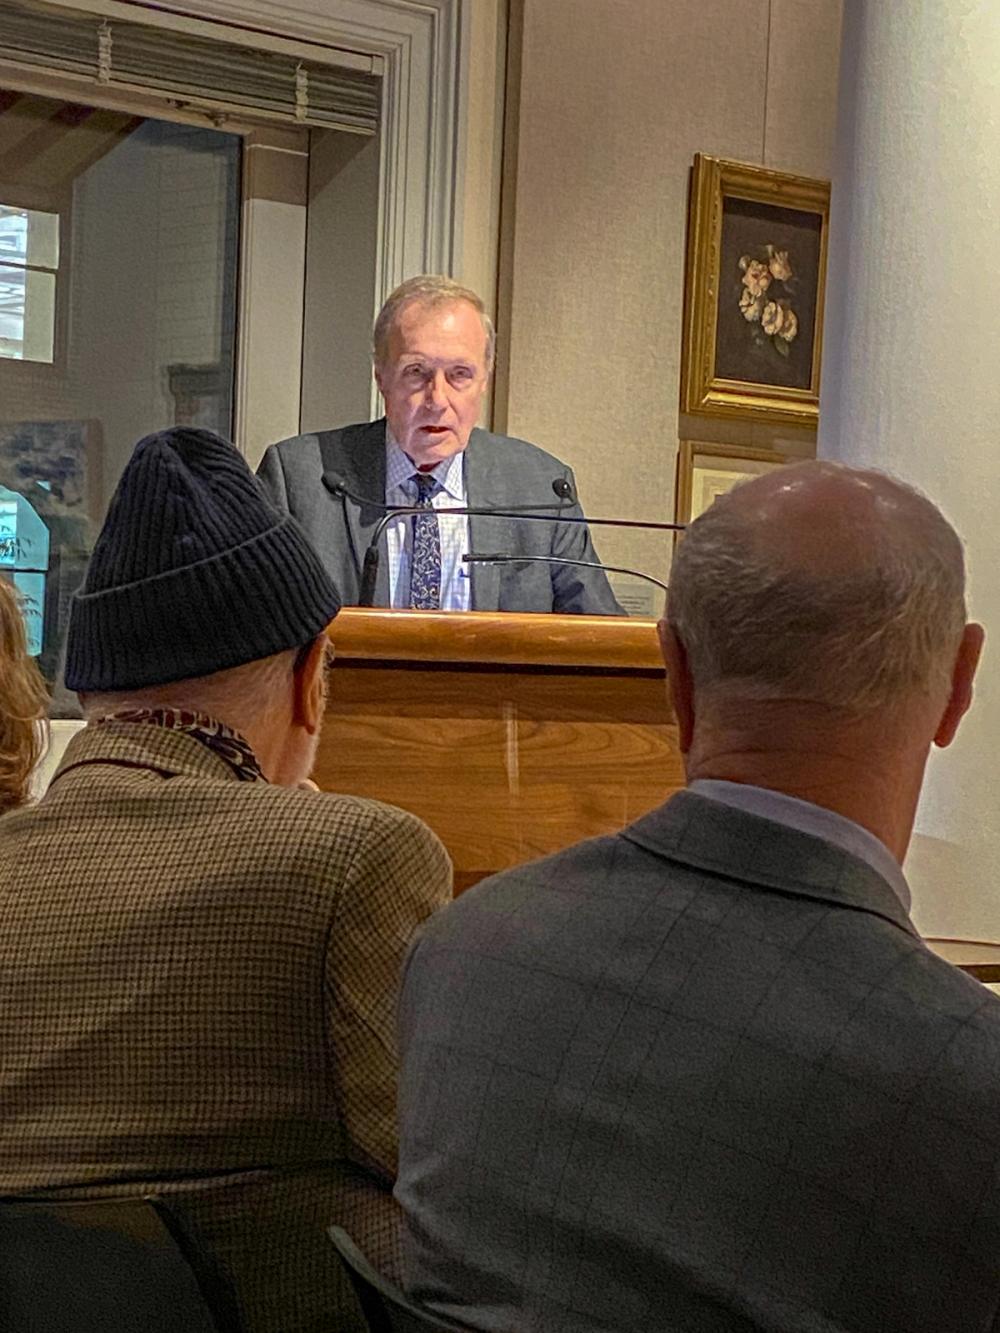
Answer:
[681,154,830,426]
[674,440,790,527]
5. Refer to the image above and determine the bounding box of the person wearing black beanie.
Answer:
[0,428,452,1332]
[64,426,344,786]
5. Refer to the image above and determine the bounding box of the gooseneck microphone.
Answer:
[322,472,684,606]
[323,473,584,605]
[462,553,670,596]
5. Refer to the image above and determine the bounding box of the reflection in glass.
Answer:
[0,94,241,711]
[0,485,50,657]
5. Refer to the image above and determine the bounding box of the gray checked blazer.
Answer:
[256,420,624,615]
[395,790,1000,1333]
[0,722,452,1333]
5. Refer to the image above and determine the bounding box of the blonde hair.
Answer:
[0,579,48,814]
[372,275,496,370]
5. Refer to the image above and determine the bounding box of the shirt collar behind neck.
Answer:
[687,778,911,912]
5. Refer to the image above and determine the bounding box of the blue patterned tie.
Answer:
[409,472,441,610]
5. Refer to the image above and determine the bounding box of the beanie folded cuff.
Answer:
[65,515,340,692]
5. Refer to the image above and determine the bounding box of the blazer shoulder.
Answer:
[414,829,623,945]
[262,421,382,465]
[243,782,445,863]
[470,428,572,476]
[263,426,340,468]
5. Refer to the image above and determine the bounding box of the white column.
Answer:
[819,1,1000,938]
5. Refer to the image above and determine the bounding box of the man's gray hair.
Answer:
[372,275,496,370]
[667,463,967,715]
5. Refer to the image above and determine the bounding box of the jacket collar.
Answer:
[48,721,247,790]
[319,419,391,604]
[621,789,919,939]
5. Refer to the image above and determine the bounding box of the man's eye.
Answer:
[403,364,426,378]
[449,367,473,383]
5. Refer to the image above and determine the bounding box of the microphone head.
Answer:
[552,477,575,501]
[322,472,346,497]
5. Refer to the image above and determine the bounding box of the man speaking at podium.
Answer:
[257,276,623,615]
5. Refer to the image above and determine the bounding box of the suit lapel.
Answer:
[320,420,390,603]
[621,790,919,939]
[464,431,502,611]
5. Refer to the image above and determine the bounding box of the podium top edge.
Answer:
[326,608,664,672]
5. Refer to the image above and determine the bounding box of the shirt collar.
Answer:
[385,429,466,502]
[687,779,911,912]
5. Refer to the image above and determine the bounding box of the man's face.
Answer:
[375,299,490,468]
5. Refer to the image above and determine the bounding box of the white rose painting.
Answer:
[682,154,829,423]
[739,245,798,359]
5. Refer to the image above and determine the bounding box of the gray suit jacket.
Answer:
[395,791,1000,1333]
[256,420,624,614]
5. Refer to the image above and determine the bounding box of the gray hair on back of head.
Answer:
[667,464,968,716]
[372,275,496,370]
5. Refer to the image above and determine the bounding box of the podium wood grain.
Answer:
[316,609,682,891]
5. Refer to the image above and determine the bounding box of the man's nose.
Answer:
[424,370,448,407]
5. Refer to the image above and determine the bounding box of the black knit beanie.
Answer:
[65,428,341,692]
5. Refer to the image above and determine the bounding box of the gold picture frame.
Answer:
[674,440,789,526]
[681,154,830,426]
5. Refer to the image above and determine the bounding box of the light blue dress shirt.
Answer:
[688,778,912,912]
[384,436,471,611]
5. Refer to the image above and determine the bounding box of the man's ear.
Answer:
[292,635,329,736]
[934,622,985,749]
[658,620,695,753]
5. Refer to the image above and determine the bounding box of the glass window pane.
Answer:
[0,206,59,270]
[0,266,55,363]
[25,208,59,270]
[0,264,26,358]
[0,207,28,266]
[23,269,56,363]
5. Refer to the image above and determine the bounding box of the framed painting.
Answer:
[674,440,790,526]
[681,155,830,426]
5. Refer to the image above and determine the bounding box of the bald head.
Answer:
[667,460,967,716]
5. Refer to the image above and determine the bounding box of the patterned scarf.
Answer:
[94,708,266,783]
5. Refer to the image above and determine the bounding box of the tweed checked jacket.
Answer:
[396,791,1000,1333]
[0,722,451,1333]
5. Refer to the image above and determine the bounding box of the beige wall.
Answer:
[498,0,843,596]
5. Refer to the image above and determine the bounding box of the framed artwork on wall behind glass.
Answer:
[681,154,830,426]
[674,440,790,528]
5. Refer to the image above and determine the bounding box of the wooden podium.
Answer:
[316,608,683,892]
[312,608,1000,981]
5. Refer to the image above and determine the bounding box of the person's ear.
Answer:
[373,363,386,397]
[934,622,985,748]
[292,635,330,736]
[658,620,695,753]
